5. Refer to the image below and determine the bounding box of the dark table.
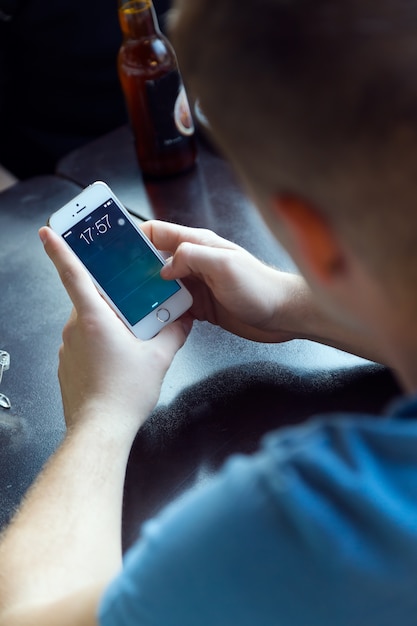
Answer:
[0,176,82,528]
[0,133,400,551]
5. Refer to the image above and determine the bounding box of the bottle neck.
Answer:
[118,0,161,39]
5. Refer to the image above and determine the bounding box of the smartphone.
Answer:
[48,181,193,340]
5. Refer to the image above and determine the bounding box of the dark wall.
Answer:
[0,0,172,178]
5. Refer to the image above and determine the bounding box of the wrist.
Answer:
[270,272,313,341]
[64,400,144,447]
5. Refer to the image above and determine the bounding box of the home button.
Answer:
[156,308,170,323]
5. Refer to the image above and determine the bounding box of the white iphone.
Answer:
[48,181,193,340]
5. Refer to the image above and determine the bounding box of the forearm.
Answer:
[0,411,135,621]
[276,273,387,365]
[0,223,191,624]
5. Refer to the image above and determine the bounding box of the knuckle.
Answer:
[197,228,217,245]
[176,241,193,256]
[61,322,72,344]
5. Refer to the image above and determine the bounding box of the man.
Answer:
[1,0,416,624]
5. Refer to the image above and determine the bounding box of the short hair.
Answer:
[171,0,417,296]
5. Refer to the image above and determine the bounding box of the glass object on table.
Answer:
[0,350,11,409]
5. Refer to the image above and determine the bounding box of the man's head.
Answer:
[170,0,417,310]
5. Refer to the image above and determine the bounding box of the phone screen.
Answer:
[62,198,180,325]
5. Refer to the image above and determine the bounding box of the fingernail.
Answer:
[161,258,172,278]
[38,228,47,244]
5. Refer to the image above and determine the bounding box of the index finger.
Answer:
[39,226,104,315]
[141,220,240,253]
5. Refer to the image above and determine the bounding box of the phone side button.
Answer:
[156,308,171,323]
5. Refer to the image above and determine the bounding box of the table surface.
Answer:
[0,176,82,529]
[0,131,400,550]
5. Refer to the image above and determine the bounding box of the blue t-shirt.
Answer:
[99,395,417,625]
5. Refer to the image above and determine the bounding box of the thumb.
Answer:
[39,225,104,315]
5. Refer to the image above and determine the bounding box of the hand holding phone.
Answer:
[48,181,193,340]
[40,222,193,434]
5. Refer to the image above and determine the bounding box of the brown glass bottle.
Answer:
[117,0,197,178]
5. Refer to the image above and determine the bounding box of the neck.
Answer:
[118,0,160,39]
[369,302,417,396]
[386,341,417,396]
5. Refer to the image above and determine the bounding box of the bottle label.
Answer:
[146,70,195,149]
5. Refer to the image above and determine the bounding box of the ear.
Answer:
[273,194,345,284]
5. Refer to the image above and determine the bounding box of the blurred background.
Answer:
[0,0,172,185]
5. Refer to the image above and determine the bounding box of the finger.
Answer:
[39,226,104,315]
[147,314,193,361]
[161,240,240,284]
[141,220,239,254]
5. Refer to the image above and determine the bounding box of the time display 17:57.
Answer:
[79,213,112,244]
